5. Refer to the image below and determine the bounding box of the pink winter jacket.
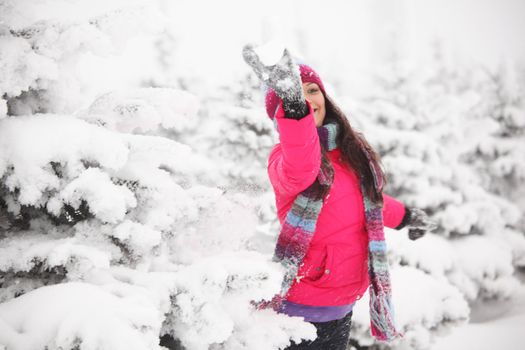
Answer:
[268,102,406,307]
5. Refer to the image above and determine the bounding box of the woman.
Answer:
[242,45,436,350]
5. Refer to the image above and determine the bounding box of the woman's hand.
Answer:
[242,44,306,117]
[405,208,438,240]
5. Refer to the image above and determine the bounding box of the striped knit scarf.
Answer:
[272,122,402,342]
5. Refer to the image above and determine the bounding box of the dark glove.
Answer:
[396,207,437,240]
[242,44,308,119]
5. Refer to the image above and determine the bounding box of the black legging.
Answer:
[284,311,353,350]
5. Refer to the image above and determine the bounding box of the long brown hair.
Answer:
[323,95,386,203]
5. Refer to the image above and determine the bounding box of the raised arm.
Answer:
[242,44,321,197]
[267,101,321,197]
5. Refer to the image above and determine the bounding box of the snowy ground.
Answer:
[430,270,525,350]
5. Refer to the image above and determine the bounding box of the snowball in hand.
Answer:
[252,40,287,66]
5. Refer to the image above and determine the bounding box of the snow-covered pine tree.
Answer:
[0,1,316,350]
[460,64,525,231]
[150,25,282,256]
[336,43,525,349]
[185,72,276,193]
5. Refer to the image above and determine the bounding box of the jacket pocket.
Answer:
[304,244,366,288]
[296,245,333,284]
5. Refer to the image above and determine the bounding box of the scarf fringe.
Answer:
[369,288,403,341]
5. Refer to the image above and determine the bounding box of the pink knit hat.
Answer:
[265,64,326,119]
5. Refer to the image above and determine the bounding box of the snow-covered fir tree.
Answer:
[189,73,277,193]
[340,43,525,349]
[0,1,317,350]
[460,64,525,230]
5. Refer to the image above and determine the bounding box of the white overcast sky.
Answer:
[154,0,525,95]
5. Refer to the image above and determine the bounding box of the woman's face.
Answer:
[302,82,326,126]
